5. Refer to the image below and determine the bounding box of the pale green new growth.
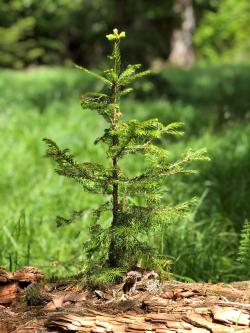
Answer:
[43,29,209,280]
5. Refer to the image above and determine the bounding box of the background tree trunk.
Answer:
[169,0,195,66]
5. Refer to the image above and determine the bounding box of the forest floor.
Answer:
[0,267,250,333]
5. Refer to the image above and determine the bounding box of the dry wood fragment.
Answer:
[154,329,171,333]
[183,313,246,333]
[145,313,179,323]
[110,323,126,333]
[46,313,96,330]
[95,290,110,300]
[43,294,65,311]
[0,269,12,283]
[0,283,20,305]
[174,290,196,299]
[212,307,250,326]
[12,267,44,283]
[0,266,44,307]
[127,323,152,331]
[166,321,188,329]
[191,328,210,333]
[159,291,174,299]
[0,323,8,333]
[195,308,212,315]
[91,327,107,333]
[95,320,113,331]
[214,302,250,310]
[64,291,87,302]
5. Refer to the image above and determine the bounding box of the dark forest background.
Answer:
[1,0,249,68]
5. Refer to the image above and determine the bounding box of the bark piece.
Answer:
[0,269,12,283]
[13,267,44,283]
[43,294,65,311]
[212,307,250,326]
[0,267,43,286]
[95,320,113,332]
[174,290,196,299]
[0,323,8,333]
[91,328,107,333]
[64,291,87,303]
[110,324,125,333]
[46,313,96,330]
[95,290,110,300]
[127,323,152,331]
[191,328,210,333]
[183,313,243,333]
[159,291,174,299]
[0,283,20,305]
[146,313,179,323]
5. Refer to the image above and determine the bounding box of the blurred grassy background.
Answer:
[0,0,249,281]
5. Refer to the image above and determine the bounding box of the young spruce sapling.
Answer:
[43,29,209,280]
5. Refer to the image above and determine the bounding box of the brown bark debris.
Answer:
[0,267,250,333]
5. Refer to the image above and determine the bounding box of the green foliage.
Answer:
[0,0,79,68]
[0,1,175,68]
[44,30,208,278]
[0,17,42,69]
[238,220,250,273]
[194,0,250,63]
[0,0,249,68]
[24,282,45,306]
[0,67,98,113]
[83,266,126,289]
[163,201,240,282]
[159,65,250,123]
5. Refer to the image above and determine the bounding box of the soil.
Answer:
[0,267,249,333]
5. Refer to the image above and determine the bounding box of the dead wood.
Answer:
[212,307,250,326]
[0,267,44,306]
[0,269,250,333]
[0,267,44,285]
[12,267,44,283]
[0,283,20,305]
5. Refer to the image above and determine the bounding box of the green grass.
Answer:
[161,123,250,282]
[0,66,249,281]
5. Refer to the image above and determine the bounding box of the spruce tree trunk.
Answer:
[169,0,195,66]
[108,81,122,268]
[108,143,120,267]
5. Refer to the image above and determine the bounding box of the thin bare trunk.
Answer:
[169,0,195,66]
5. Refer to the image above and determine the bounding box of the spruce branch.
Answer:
[56,210,86,227]
[74,64,112,86]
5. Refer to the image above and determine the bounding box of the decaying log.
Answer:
[0,267,44,285]
[0,267,44,305]
[45,300,250,333]
[0,273,249,333]
[12,266,44,283]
